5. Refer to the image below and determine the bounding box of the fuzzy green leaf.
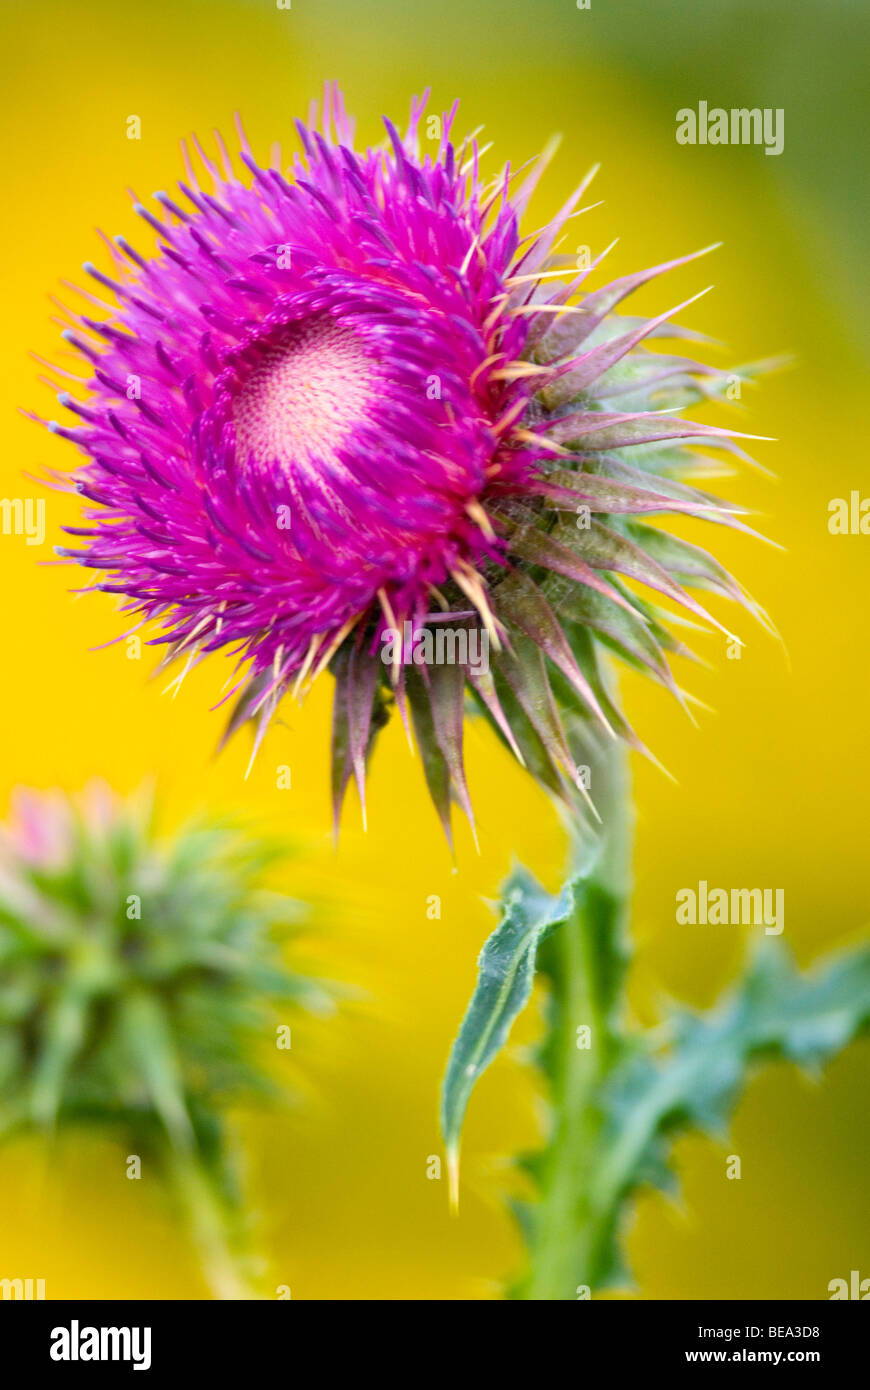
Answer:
[440,866,575,1204]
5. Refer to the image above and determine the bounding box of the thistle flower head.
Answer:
[37,85,772,841]
[0,783,321,1147]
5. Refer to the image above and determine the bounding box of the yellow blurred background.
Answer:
[0,0,867,1298]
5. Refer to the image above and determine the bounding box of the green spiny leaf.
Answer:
[589,938,870,1276]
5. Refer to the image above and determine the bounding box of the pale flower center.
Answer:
[233,317,377,470]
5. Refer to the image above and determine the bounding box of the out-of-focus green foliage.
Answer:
[0,784,330,1296]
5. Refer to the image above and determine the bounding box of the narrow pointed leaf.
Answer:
[346,640,381,823]
[507,522,638,615]
[534,245,719,361]
[496,569,613,733]
[440,866,575,1197]
[406,667,453,845]
[329,646,354,834]
[544,410,757,451]
[582,520,737,637]
[119,989,194,1151]
[427,662,476,837]
[539,289,712,409]
[30,984,91,1128]
[494,633,576,786]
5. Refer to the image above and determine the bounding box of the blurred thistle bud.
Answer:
[0,782,331,1297]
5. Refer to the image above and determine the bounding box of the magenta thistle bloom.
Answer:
[37,84,771,840]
